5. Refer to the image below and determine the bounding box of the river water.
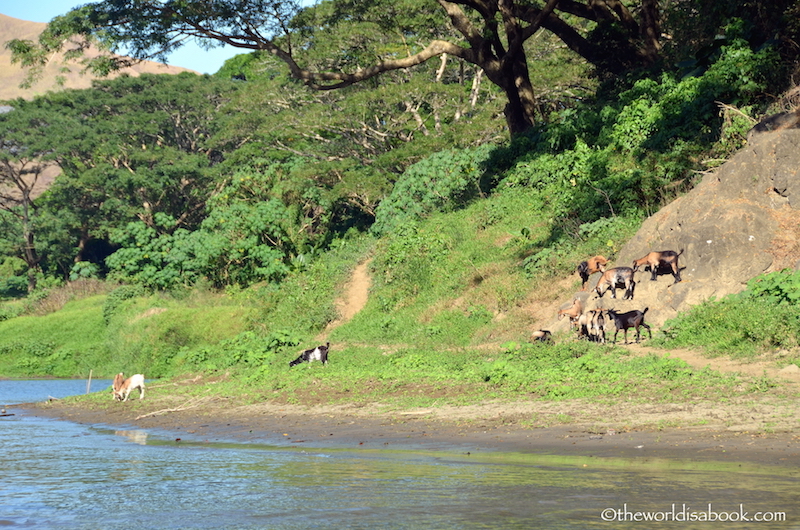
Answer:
[1,380,797,529]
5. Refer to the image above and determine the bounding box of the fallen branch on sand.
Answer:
[135,396,215,420]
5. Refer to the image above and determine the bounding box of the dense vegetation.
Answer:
[0,0,799,406]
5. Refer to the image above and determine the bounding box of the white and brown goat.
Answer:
[594,267,636,300]
[577,256,608,290]
[577,309,607,344]
[531,329,553,343]
[112,373,145,402]
[632,249,684,284]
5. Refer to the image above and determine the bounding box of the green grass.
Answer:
[0,191,793,408]
[0,295,107,377]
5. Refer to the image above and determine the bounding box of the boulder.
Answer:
[556,129,800,329]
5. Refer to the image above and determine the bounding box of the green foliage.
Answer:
[372,144,496,235]
[744,269,800,304]
[69,262,100,282]
[0,295,108,377]
[178,329,300,375]
[657,270,800,356]
[103,284,147,324]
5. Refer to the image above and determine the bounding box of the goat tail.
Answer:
[642,307,649,315]
[677,249,685,257]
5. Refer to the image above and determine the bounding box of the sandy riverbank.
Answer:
[14,393,800,467]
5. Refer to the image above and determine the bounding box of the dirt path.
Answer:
[317,258,372,340]
[623,343,800,383]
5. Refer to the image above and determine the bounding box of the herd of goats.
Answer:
[110,249,686,401]
[531,249,685,346]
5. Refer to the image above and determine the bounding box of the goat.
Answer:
[531,329,553,343]
[577,309,606,343]
[577,256,608,290]
[557,297,583,330]
[289,342,330,367]
[111,372,125,401]
[594,267,636,300]
[113,374,145,402]
[632,249,684,283]
[606,308,652,344]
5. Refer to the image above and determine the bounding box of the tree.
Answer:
[0,74,237,280]
[7,0,662,135]
[0,106,64,291]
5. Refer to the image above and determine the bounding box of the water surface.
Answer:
[1,380,797,529]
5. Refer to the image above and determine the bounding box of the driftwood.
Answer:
[134,396,215,421]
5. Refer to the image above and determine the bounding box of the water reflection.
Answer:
[115,429,148,445]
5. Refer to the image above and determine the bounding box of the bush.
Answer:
[372,144,496,235]
[657,270,800,356]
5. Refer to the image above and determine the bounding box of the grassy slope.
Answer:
[4,189,795,422]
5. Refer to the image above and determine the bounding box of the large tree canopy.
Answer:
[7,0,662,135]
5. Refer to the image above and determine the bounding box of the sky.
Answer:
[0,0,244,74]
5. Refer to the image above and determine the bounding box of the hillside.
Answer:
[0,13,194,101]
[551,127,800,334]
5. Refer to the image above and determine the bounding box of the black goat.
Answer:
[289,343,330,367]
[606,308,652,344]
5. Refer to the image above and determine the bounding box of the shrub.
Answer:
[372,144,496,235]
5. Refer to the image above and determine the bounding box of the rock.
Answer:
[560,129,800,328]
[778,364,800,374]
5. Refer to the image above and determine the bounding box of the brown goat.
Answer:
[577,256,608,290]
[557,298,583,329]
[632,249,684,283]
[606,308,652,344]
[594,267,636,300]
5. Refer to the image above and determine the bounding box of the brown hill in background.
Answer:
[0,13,195,101]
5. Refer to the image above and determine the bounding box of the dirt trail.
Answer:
[623,343,800,383]
[317,258,372,340]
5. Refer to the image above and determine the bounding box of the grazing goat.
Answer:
[606,308,652,344]
[632,249,684,283]
[113,373,145,402]
[111,372,125,400]
[594,267,636,300]
[289,342,330,367]
[557,298,583,330]
[577,256,608,290]
[577,309,607,344]
[531,330,553,343]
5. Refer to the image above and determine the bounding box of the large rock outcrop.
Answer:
[556,128,800,329]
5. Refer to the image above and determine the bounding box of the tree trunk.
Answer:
[500,57,539,135]
[20,197,39,292]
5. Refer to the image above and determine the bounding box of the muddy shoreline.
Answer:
[14,397,800,467]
